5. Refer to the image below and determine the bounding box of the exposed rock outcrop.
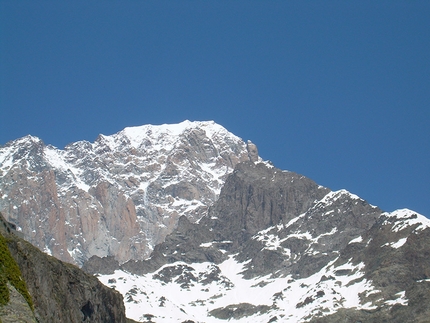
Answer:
[119,161,379,279]
[81,255,119,275]
[0,121,259,265]
[0,212,127,323]
[0,284,37,323]
[203,161,330,245]
[308,223,430,323]
[0,215,36,323]
[246,141,259,163]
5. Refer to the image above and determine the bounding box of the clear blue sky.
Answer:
[1,1,429,216]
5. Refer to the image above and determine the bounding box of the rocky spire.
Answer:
[246,140,259,162]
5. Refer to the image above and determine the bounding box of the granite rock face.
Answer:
[203,162,331,245]
[0,215,37,323]
[0,121,257,265]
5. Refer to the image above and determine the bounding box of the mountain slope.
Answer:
[96,162,430,322]
[0,120,258,265]
[0,212,127,323]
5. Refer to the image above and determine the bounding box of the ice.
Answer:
[121,120,236,150]
[316,189,361,208]
[285,212,306,228]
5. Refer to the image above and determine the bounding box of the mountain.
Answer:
[0,120,258,265]
[94,161,430,322]
[1,121,430,322]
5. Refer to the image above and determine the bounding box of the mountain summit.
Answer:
[0,121,259,265]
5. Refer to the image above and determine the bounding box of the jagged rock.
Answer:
[2,122,430,322]
[0,216,36,323]
[209,303,271,320]
[0,121,257,265]
[97,161,430,322]
[311,214,430,323]
[202,161,330,246]
[246,141,259,163]
[120,215,226,276]
[7,235,127,323]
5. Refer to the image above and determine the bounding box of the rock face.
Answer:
[119,162,380,278]
[307,210,430,323]
[0,214,36,323]
[97,161,430,323]
[0,212,127,323]
[246,141,259,163]
[0,282,36,323]
[0,121,257,265]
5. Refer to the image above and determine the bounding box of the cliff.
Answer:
[0,121,256,265]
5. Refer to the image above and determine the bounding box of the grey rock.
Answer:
[0,283,37,323]
[81,255,119,275]
[0,212,127,323]
[209,303,271,320]
[117,160,430,322]
[246,141,259,163]
[202,161,330,246]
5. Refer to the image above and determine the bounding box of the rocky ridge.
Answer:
[95,162,430,322]
[0,212,127,323]
[0,120,258,265]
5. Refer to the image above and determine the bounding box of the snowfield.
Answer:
[99,253,378,322]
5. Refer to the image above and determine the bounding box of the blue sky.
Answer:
[1,1,429,216]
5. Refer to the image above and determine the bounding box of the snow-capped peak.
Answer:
[119,120,238,150]
[0,120,256,265]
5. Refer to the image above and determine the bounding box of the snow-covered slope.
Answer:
[99,252,377,322]
[110,252,414,323]
[96,161,430,322]
[0,120,258,264]
[96,167,430,322]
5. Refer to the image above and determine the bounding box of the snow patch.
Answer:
[316,189,361,208]
[383,209,430,232]
[383,237,408,249]
[385,291,408,306]
[348,236,363,244]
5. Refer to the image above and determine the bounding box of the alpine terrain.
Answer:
[1,120,429,323]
